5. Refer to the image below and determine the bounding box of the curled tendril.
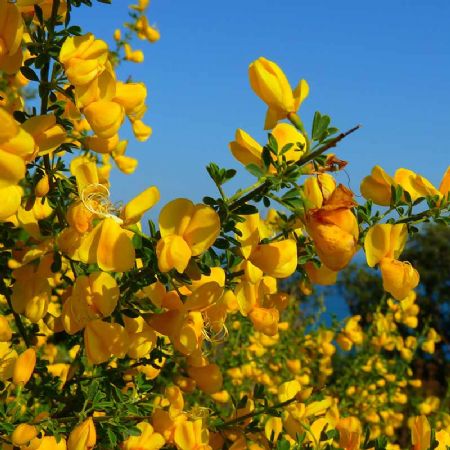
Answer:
[201,317,229,344]
[188,406,211,421]
[81,183,124,224]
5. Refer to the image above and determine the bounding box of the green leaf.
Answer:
[236,395,248,409]
[263,147,273,170]
[34,5,44,24]
[279,143,294,155]
[276,439,291,450]
[224,168,237,183]
[312,111,322,139]
[268,133,278,154]
[213,238,229,249]
[106,429,117,446]
[13,111,27,123]
[234,204,258,215]
[245,163,264,178]
[20,66,40,82]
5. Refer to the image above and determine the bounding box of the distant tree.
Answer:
[339,224,450,344]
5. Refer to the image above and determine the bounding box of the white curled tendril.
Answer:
[81,183,124,224]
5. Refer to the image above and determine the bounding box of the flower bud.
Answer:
[35,174,50,197]
[13,348,36,386]
[68,417,96,450]
[249,57,309,129]
[11,423,38,446]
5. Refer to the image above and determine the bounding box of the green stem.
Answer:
[228,179,266,205]
[229,181,270,212]
[395,208,440,224]
[217,397,298,429]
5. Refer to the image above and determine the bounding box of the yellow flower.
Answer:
[0,108,35,189]
[13,348,36,386]
[187,363,223,394]
[23,435,67,449]
[11,424,38,447]
[0,316,12,342]
[83,100,125,139]
[395,168,441,201]
[136,16,161,42]
[265,417,283,443]
[438,165,450,197]
[85,134,119,154]
[22,114,66,157]
[229,129,263,168]
[305,185,359,271]
[76,217,136,272]
[249,239,298,278]
[122,421,165,450]
[0,1,24,74]
[35,174,50,197]
[114,81,147,119]
[230,122,306,173]
[379,258,419,301]
[131,119,153,141]
[303,173,336,210]
[365,224,419,299]
[304,261,338,286]
[68,417,96,450]
[278,380,301,403]
[114,154,139,174]
[271,122,307,163]
[157,198,220,273]
[360,165,396,206]
[84,320,129,365]
[436,430,450,450]
[124,43,144,63]
[121,186,160,226]
[62,272,120,334]
[0,185,22,222]
[365,223,407,266]
[73,60,116,109]
[123,316,157,359]
[410,415,431,450]
[249,57,309,129]
[11,262,51,323]
[248,306,279,336]
[174,419,210,450]
[336,316,364,351]
[336,417,361,450]
[60,33,109,86]
[421,328,441,354]
[235,213,297,278]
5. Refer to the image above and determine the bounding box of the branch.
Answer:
[296,124,361,167]
[217,397,298,429]
[228,124,361,212]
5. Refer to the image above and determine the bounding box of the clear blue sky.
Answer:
[73,0,450,217]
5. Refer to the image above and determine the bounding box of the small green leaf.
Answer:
[245,163,264,178]
[234,204,258,215]
[20,66,40,82]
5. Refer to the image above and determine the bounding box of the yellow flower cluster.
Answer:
[0,2,448,449]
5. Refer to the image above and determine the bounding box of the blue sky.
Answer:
[73,1,450,216]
